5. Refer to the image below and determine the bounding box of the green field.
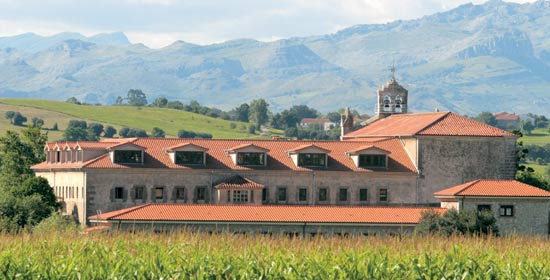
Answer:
[0,99,282,140]
[0,232,549,278]
[521,128,550,146]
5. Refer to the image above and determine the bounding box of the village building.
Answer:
[299,118,336,131]
[493,112,520,130]
[33,76,540,234]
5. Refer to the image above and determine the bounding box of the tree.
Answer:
[0,131,36,187]
[166,101,184,110]
[249,99,269,129]
[104,126,117,138]
[52,123,58,131]
[64,127,96,141]
[21,125,47,163]
[65,97,81,105]
[520,120,535,135]
[178,129,196,138]
[248,125,256,134]
[11,112,27,126]
[234,103,249,122]
[475,112,497,126]
[31,117,44,127]
[115,96,124,105]
[326,112,342,123]
[67,120,87,129]
[289,105,319,120]
[119,127,130,138]
[151,127,165,138]
[415,208,498,236]
[126,89,148,106]
[13,177,58,209]
[5,111,15,124]
[152,97,168,108]
[87,123,104,138]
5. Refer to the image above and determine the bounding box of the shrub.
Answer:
[33,213,79,234]
[229,123,237,129]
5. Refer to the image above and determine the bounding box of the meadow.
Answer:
[0,232,549,279]
[0,99,282,140]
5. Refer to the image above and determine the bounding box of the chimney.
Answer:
[340,107,354,139]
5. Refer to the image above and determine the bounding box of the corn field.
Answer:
[0,232,549,279]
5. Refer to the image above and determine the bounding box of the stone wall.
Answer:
[85,169,417,224]
[417,136,517,204]
[461,198,550,235]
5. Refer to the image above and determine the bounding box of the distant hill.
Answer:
[0,0,548,115]
[0,99,270,140]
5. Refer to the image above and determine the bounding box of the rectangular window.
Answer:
[175,187,185,200]
[77,150,83,162]
[358,155,386,168]
[359,188,368,202]
[277,187,287,202]
[114,150,143,164]
[477,204,492,212]
[155,187,164,200]
[66,150,72,162]
[134,186,144,200]
[318,188,328,202]
[175,151,204,165]
[237,152,266,166]
[298,188,307,202]
[196,187,206,201]
[499,205,514,217]
[56,150,61,163]
[233,190,249,203]
[339,188,348,202]
[114,187,124,200]
[227,190,231,202]
[379,188,388,202]
[298,153,326,167]
[262,188,268,203]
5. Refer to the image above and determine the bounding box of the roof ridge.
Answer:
[415,112,451,135]
[107,203,151,219]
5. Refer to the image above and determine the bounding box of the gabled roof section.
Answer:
[227,143,269,152]
[106,139,142,150]
[434,180,550,197]
[346,145,390,155]
[166,142,207,152]
[345,112,516,138]
[89,204,446,224]
[214,175,264,190]
[33,137,417,173]
[287,144,330,153]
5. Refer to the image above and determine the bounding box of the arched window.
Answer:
[383,96,391,112]
[395,96,402,108]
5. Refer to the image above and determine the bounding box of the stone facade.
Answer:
[410,136,517,204]
[451,198,550,235]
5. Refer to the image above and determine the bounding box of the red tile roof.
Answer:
[287,144,330,153]
[33,137,417,173]
[346,145,389,154]
[494,112,520,121]
[434,180,550,197]
[89,204,445,224]
[214,175,264,190]
[345,112,516,138]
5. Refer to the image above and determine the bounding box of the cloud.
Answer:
[0,0,540,48]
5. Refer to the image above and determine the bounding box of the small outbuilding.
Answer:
[435,180,550,235]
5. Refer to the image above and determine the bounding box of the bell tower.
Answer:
[374,66,408,119]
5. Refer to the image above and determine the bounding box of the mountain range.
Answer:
[0,0,548,115]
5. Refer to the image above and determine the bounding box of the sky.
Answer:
[0,0,538,48]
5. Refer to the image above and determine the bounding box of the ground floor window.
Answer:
[499,205,514,217]
[155,187,164,200]
[233,190,249,203]
[379,188,388,202]
[359,188,368,202]
[196,187,207,201]
[319,188,328,202]
[114,187,124,200]
[277,187,287,202]
[339,188,348,202]
[262,188,268,202]
[134,186,145,200]
[298,188,307,202]
[175,187,185,200]
[477,204,491,212]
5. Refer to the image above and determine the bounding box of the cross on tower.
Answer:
[390,60,396,79]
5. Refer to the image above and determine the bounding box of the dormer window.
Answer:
[287,144,329,168]
[298,153,326,167]
[226,144,269,167]
[237,152,265,166]
[358,154,386,168]
[56,150,61,163]
[65,149,72,162]
[175,151,204,165]
[346,145,389,169]
[166,143,207,165]
[113,150,143,164]
[77,150,83,162]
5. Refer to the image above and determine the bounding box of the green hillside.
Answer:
[0,99,280,140]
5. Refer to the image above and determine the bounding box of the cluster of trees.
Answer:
[416,208,499,236]
[0,126,60,232]
[64,120,117,141]
[177,130,212,139]
[524,144,550,165]
[5,111,28,126]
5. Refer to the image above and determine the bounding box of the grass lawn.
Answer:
[0,99,282,140]
[521,128,550,146]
